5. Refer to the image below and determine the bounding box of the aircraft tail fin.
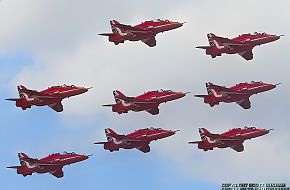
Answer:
[105,128,118,141]
[207,33,222,47]
[110,20,121,26]
[206,82,215,95]
[18,152,29,161]
[113,90,130,103]
[17,85,30,99]
[207,33,217,39]
[198,128,212,141]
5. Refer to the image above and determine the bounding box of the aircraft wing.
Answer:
[231,143,244,152]
[236,98,251,109]
[209,84,246,96]
[137,144,150,153]
[115,135,144,143]
[216,36,248,46]
[238,49,254,60]
[207,134,241,142]
[213,136,241,141]
[129,99,159,108]
[50,168,64,178]
[141,36,157,47]
[48,102,64,112]
[24,89,56,99]
[146,107,160,115]
[22,158,62,167]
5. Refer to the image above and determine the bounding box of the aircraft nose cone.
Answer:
[269,34,281,42]
[255,128,271,137]
[268,83,279,90]
[175,22,184,28]
[78,87,92,94]
[166,130,178,137]
[79,154,89,161]
[261,129,270,135]
[176,91,188,98]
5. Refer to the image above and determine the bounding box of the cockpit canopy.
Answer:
[148,89,172,93]
[50,84,76,88]
[231,126,256,130]
[243,126,256,129]
[142,127,162,130]
[237,81,263,85]
[62,151,76,155]
[150,19,170,22]
[250,81,263,84]
[254,32,266,35]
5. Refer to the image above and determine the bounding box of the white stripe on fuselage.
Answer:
[149,94,176,100]
[22,161,36,169]
[246,84,269,91]
[239,131,260,136]
[51,89,78,94]
[20,93,35,102]
[249,36,272,42]
[210,89,223,98]
[212,40,225,49]
[112,27,128,36]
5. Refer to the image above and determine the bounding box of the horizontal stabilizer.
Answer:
[99,33,114,36]
[102,104,115,107]
[94,142,107,144]
[188,141,201,144]
[196,46,210,49]
[194,95,207,98]
[5,98,19,101]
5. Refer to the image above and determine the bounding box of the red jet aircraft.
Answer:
[99,19,184,47]
[189,127,272,152]
[196,32,282,60]
[7,152,90,178]
[94,128,178,153]
[6,85,91,112]
[195,81,279,109]
[103,90,188,115]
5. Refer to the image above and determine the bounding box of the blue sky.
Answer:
[0,0,289,190]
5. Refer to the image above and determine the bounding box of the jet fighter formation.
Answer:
[7,152,90,178]
[6,85,91,112]
[196,32,282,60]
[99,19,184,47]
[5,17,283,179]
[94,128,178,153]
[189,127,272,152]
[195,81,279,109]
[103,90,188,115]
